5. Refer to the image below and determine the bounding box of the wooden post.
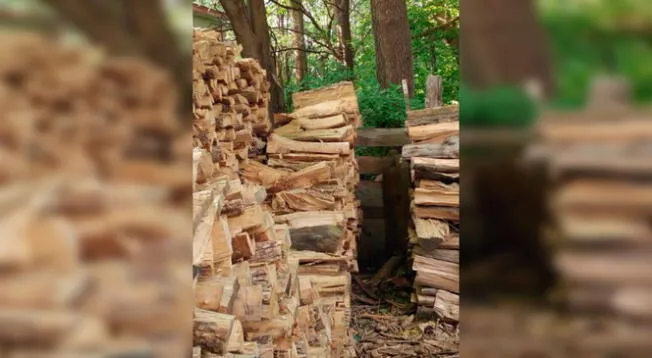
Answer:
[402,78,410,111]
[425,74,443,108]
[382,151,411,257]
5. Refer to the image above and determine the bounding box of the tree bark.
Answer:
[221,0,285,113]
[334,0,354,76]
[219,0,261,59]
[250,0,285,113]
[460,0,554,98]
[291,0,308,85]
[371,0,414,96]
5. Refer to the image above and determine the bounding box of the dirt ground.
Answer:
[350,273,459,358]
[350,271,652,358]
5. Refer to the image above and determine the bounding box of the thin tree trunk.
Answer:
[291,0,308,85]
[371,0,414,96]
[250,0,285,113]
[334,0,354,76]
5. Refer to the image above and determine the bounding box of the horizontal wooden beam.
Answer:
[357,156,396,174]
[355,128,409,147]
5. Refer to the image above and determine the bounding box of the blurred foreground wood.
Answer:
[0,32,190,357]
[534,97,652,326]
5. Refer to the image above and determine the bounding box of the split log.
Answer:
[413,187,460,207]
[402,136,459,159]
[289,225,344,253]
[411,157,459,173]
[193,308,244,355]
[407,121,459,143]
[412,205,459,222]
[267,134,351,155]
[434,290,459,322]
[406,105,459,127]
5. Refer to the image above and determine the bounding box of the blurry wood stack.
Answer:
[0,32,192,357]
[238,82,362,357]
[537,109,652,322]
[193,28,272,170]
[402,105,460,322]
[192,35,356,356]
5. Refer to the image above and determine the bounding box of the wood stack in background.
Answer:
[239,82,361,357]
[402,105,460,322]
[0,32,191,357]
[537,113,652,322]
[193,28,271,173]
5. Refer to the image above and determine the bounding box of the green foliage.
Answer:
[540,0,652,107]
[460,85,538,128]
[408,0,459,105]
[279,0,459,132]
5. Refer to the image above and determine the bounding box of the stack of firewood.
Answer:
[237,82,361,357]
[193,28,271,171]
[192,32,357,356]
[243,82,361,268]
[538,111,652,322]
[193,151,298,357]
[193,29,299,357]
[402,105,460,322]
[0,32,191,357]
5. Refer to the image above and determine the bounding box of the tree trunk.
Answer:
[460,0,554,98]
[221,0,285,113]
[371,0,414,96]
[334,0,354,76]
[219,0,261,59]
[291,0,308,85]
[249,0,285,113]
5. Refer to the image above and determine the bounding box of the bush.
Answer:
[460,85,538,128]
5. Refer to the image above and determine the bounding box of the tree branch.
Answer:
[272,47,333,56]
[413,16,460,38]
[267,0,325,38]
[272,26,342,60]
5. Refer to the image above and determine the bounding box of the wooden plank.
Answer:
[356,156,395,174]
[355,128,409,147]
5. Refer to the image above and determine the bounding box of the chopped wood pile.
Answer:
[239,81,361,357]
[537,111,652,324]
[0,32,190,357]
[192,31,358,356]
[259,81,361,270]
[193,28,272,169]
[402,105,460,322]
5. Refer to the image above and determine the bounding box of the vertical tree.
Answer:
[220,0,285,113]
[334,0,354,75]
[371,0,415,96]
[461,0,554,98]
[291,0,308,84]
